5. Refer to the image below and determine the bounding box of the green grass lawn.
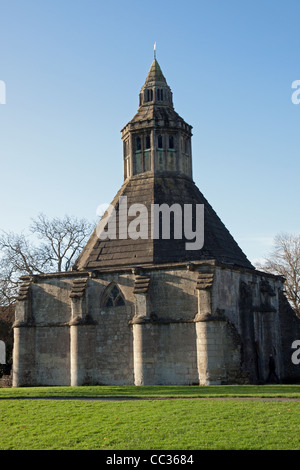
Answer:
[1,383,300,399]
[0,385,300,450]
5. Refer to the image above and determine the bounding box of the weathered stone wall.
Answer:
[149,269,198,320]
[88,275,135,385]
[131,268,199,385]
[90,269,198,385]
[31,278,72,324]
[133,321,198,385]
[35,326,70,385]
[155,322,198,384]
[211,266,298,383]
[13,326,36,386]
[195,315,243,385]
[12,263,300,387]
[12,269,201,386]
[13,273,137,386]
[13,277,73,386]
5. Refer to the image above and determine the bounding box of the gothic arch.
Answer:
[100,283,125,308]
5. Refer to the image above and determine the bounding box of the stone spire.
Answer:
[73,59,254,272]
[139,59,173,108]
[121,59,193,180]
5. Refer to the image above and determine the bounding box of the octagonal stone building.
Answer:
[12,58,300,387]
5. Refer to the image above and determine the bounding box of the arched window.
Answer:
[101,283,125,308]
[144,89,153,103]
[156,88,164,101]
[145,135,151,149]
[158,135,163,149]
[157,89,164,101]
[136,136,141,151]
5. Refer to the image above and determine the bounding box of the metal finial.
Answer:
[154,42,156,60]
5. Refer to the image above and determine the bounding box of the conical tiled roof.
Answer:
[143,59,168,86]
[73,173,254,271]
[128,103,183,126]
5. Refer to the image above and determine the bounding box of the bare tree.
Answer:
[0,214,94,306]
[30,214,93,272]
[255,233,300,317]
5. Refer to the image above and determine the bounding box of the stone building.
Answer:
[12,58,300,387]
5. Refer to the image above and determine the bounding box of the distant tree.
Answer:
[255,233,300,317]
[0,214,94,306]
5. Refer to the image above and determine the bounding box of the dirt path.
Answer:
[1,395,300,401]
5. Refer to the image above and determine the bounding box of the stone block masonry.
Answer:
[12,261,300,387]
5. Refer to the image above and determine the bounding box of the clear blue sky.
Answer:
[0,0,299,264]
